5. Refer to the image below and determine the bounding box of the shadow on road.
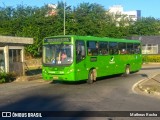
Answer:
[0,95,64,111]
[0,95,96,120]
[49,74,126,85]
[0,94,114,120]
[50,80,87,85]
[140,74,149,78]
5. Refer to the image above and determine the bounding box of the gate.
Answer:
[9,49,23,76]
[9,62,23,76]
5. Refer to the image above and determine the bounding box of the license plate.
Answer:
[53,76,58,80]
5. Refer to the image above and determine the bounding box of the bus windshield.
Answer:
[43,44,73,65]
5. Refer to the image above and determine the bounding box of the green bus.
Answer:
[42,35,142,83]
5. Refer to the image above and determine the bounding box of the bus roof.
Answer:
[44,35,140,43]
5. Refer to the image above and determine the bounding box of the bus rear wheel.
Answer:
[124,65,130,76]
[87,69,96,84]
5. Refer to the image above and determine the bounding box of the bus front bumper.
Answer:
[42,72,75,81]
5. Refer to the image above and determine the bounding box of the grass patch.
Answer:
[0,72,16,83]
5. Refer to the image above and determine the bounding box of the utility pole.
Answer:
[64,0,66,35]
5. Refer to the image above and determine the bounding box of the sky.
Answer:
[0,0,159,19]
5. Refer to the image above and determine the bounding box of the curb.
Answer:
[15,74,42,82]
[143,62,160,65]
[138,84,160,96]
[133,74,160,97]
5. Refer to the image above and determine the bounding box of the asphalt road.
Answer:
[0,64,160,120]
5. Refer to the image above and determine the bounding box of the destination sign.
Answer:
[44,37,71,43]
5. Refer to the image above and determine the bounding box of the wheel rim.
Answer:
[126,66,130,75]
[87,71,94,83]
[90,71,94,81]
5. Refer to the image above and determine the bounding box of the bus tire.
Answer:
[87,69,96,84]
[124,65,130,76]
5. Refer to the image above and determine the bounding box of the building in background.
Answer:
[108,5,141,26]
[45,4,57,17]
[130,36,160,54]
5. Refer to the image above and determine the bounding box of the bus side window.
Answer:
[119,42,127,54]
[134,43,141,54]
[76,40,86,62]
[87,41,98,56]
[109,42,118,55]
[99,42,108,55]
[127,43,134,54]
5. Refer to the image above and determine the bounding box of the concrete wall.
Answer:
[24,58,42,69]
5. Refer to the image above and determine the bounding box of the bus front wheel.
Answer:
[87,69,96,84]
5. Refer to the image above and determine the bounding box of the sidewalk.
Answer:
[0,74,50,95]
[135,74,160,97]
[15,74,43,82]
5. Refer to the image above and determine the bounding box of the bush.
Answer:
[0,72,16,83]
[143,55,160,63]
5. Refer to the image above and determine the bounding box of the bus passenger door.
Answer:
[75,40,87,80]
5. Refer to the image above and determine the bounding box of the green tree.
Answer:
[129,17,160,35]
[0,2,160,58]
[73,3,108,36]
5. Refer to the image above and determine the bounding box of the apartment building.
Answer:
[108,5,141,24]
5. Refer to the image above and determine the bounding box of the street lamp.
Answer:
[64,0,66,35]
